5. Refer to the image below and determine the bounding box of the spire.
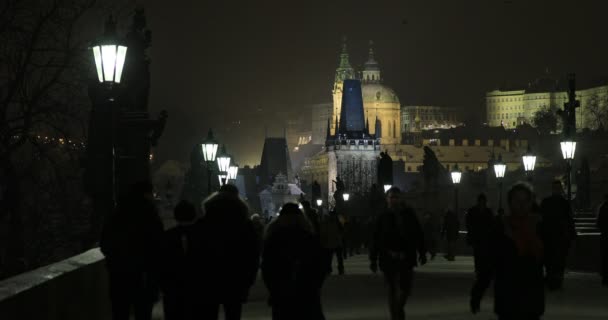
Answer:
[362,40,380,83]
[326,118,331,139]
[365,117,370,135]
[335,36,355,83]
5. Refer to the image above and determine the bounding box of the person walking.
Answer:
[466,193,496,298]
[100,181,164,320]
[470,183,545,320]
[250,213,266,253]
[422,211,441,260]
[196,184,260,320]
[598,194,608,287]
[160,200,198,320]
[369,187,427,320]
[301,200,329,318]
[320,209,345,275]
[539,180,577,290]
[262,203,326,320]
[442,209,460,261]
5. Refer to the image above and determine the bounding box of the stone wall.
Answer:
[0,249,110,320]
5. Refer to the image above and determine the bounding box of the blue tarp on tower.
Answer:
[339,79,365,135]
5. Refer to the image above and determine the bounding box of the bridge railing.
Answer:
[0,248,110,320]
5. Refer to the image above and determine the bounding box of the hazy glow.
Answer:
[560,141,576,160]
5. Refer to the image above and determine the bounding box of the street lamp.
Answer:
[216,144,231,186]
[316,199,323,207]
[522,145,537,182]
[451,164,462,214]
[217,173,228,186]
[228,165,239,182]
[561,140,576,202]
[201,129,219,195]
[383,184,392,193]
[90,16,128,207]
[493,154,506,211]
[91,17,127,86]
[342,193,350,201]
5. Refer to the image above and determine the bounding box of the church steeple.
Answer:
[335,36,355,83]
[362,40,381,83]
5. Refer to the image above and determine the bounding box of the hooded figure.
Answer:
[196,186,260,320]
[471,183,545,320]
[262,203,326,320]
[100,181,164,320]
[160,200,198,320]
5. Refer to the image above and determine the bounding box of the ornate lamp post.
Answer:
[90,16,128,206]
[201,129,219,195]
[493,154,506,211]
[522,145,537,182]
[216,145,231,186]
[451,164,462,213]
[559,73,580,204]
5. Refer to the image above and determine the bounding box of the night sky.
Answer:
[140,0,608,166]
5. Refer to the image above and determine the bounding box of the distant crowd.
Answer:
[100,180,608,320]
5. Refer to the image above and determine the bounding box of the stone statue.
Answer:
[422,146,441,190]
[377,151,393,186]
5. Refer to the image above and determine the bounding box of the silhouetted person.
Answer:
[251,213,265,253]
[370,187,427,320]
[423,211,441,260]
[443,209,460,261]
[160,200,198,320]
[539,180,577,290]
[262,203,326,320]
[320,209,345,275]
[471,183,545,320]
[301,200,321,237]
[100,181,164,320]
[197,184,260,320]
[598,194,608,287]
[466,193,496,296]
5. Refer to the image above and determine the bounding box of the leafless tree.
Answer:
[0,0,100,278]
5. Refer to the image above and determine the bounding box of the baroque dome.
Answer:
[361,83,400,105]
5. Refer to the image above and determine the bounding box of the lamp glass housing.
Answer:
[522,155,537,172]
[316,199,323,207]
[217,155,231,173]
[494,163,506,179]
[342,193,350,201]
[218,174,227,186]
[228,165,239,180]
[92,44,127,83]
[560,141,576,160]
[383,184,392,192]
[451,171,462,184]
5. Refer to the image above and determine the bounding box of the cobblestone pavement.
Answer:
[153,254,607,319]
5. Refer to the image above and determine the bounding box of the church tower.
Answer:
[362,41,381,83]
[332,37,355,135]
